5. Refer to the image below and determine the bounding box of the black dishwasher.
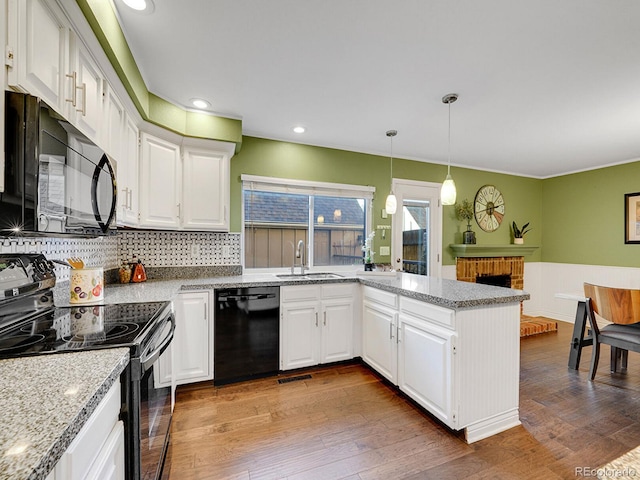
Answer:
[214,287,280,384]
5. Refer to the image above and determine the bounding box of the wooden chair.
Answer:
[583,283,640,380]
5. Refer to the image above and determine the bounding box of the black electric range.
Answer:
[0,254,175,480]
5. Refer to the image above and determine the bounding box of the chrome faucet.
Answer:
[295,240,308,275]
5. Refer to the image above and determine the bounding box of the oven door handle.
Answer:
[140,313,175,371]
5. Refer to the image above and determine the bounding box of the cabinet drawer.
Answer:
[281,285,320,303]
[400,296,455,329]
[58,381,121,480]
[363,286,397,308]
[322,282,356,299]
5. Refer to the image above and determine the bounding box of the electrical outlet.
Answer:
[190,243,201,257]
[222,245,231,256]
[380,246,390,256]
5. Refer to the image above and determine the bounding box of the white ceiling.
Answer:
[112,0,640,178]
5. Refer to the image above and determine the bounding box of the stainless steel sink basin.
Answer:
[276,272,344,280]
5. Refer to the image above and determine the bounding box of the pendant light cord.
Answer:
[447,100,451,175]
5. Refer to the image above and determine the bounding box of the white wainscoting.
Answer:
[445,262,640,324]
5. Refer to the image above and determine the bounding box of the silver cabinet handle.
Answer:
[204,303,207,320]
[121,188,128,208]
[76,82,87,116]
[127,188,133,210]
[65,72,77,106]
[390,322,394,340]
[323,311,327,326]
[315,312,318,327]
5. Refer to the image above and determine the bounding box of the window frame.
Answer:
[241,174,375,273]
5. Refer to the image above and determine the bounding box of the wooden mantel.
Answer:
[449,244,539,258]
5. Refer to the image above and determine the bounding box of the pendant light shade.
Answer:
[385,130,398,214]
[441,93,458,205]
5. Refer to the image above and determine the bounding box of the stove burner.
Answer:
[61,321,140,347]
[0,334,46,353]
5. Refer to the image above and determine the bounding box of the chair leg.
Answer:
[610,347,618,373]
[589,340,600,381]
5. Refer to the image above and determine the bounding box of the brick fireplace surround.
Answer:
[456,255,557,337]
[456,256,524,290]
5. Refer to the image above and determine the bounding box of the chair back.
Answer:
[583,283,640,325]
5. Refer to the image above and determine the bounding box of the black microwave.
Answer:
[2,91,117,236]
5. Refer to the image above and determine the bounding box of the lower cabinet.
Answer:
[280,283,356,370]
[362,289,398,383]
[156,290,213,387]
[52,381,124,480]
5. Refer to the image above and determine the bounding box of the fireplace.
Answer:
[476,273,512,288]
[456,256,523,290]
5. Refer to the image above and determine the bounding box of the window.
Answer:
[242,175,374,270]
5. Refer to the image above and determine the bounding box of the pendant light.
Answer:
[441,93,458,205]
[385,130,398,214]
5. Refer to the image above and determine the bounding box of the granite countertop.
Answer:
[0,348,129,480]
[54,271,529,310]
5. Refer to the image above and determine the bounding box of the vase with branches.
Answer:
[455,199,476,244]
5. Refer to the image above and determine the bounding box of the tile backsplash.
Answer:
[0,231,241,281]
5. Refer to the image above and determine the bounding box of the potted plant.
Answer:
[512,221,531,244]
[455,199,476,244]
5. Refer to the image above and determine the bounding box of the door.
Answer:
[69,35,103,142]
[398,314,456,427]
[181,146,229,231]
[321,298,354,363]
[118,116,139,226]
[391,180,442,277]
[281,302,320,370]
[362,300,397,383]
[139,133,181,229]
[9,0,69,113]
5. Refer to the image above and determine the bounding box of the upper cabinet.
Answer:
[139,133,232,232]
[8,0,105,142]
[7,0,70,113]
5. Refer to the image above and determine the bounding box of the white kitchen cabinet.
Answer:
[181,144,229,231]
[104,84,125,161]
[8,0,105,142]
[398,310,456,427]
[139,132,182,229]
[8,0,70,113]
[138,133,232,231]
[362,287,398,383]
[117,115,140,226]
[280,283,356,371]
[156,291,213,386]
[54,381,124,480]
[68,32,103,141]
[362,286,520,443]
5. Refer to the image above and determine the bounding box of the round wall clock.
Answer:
[474,185,505,232]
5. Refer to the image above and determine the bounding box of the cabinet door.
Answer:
[173,291,213,384]
[398,314,456,427]
[139,133,181,229]
[8,0,69,113]
[84,421,125,480]
[104,85,125,160]
[321,298,354,363]
[281,302,320,370]
[362,300,397,383]
[181,147,229,231]
[69,33,103,142]
[117,116,139,226]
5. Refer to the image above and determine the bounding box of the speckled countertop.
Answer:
[599,447,640,479]
[54,270,529,309]
[0,348,129,480]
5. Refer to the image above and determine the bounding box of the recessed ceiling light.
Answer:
[191,99,210,110]
[122,0,155,13]
[293,126,306,134]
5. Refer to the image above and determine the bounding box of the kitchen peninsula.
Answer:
[63,271,527,444]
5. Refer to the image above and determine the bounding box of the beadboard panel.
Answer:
[456,303,521,437]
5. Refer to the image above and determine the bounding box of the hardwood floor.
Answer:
[168,321,640,479]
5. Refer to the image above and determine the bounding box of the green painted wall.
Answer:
[542,161,640,267]
[231,137,543,265]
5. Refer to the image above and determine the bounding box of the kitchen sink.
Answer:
[276,272,344,280]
